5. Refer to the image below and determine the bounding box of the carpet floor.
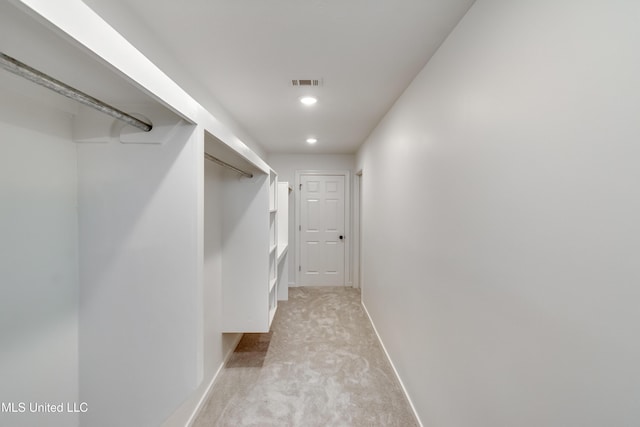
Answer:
[193,286,419,427]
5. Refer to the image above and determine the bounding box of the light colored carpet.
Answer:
[193,286,419,427]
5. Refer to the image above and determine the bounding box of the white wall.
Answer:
[0,82,79,427]
[267,154,355,287]
[357,0,640,425]
[77,121,201,427]
[203,159,242,386]
[162,154,242,427]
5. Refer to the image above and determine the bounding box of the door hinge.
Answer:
[299,225,301,231]
[299,183,302,190]
[299,265,301,272]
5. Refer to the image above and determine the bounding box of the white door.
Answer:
[299,174,345,286]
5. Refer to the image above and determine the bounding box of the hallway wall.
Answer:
[356,0,640,425]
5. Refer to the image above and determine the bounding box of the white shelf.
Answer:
[267,171,279,327]
[268,170,277,211]
[268,283,278,325]
[268,304,277,325]
[269,210,277,252]
[276,182,290,301]
[277,244,288,264]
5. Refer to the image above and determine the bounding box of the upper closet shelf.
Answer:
[13,0,269,175]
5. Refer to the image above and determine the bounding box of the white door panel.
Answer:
[300,174,345,286]
[306,199,321,231]
[325,199,339,230]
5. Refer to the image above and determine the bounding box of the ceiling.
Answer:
[82,0,475,155]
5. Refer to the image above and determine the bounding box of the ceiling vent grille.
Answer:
[291,79,321,87]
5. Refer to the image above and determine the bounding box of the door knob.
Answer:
[339,235,344,240]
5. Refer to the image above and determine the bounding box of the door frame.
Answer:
[295,170,351,287]
[353,169,363,289]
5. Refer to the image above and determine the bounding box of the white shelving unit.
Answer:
[220,167,283,333]
[220,166,271,333]
[268,170,279,325]
[277,182,291,301]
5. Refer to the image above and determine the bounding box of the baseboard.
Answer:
[184,333,244,426]
[361,301,424,427]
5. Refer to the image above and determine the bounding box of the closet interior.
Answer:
[0,2,287,427]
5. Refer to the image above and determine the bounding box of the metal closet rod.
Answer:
[204,152,253,178]
[0,52,152,132]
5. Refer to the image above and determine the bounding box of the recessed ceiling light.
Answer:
[306,137,318,144]
[299,96,317,106]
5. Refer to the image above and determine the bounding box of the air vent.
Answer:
[291,79,321,87]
